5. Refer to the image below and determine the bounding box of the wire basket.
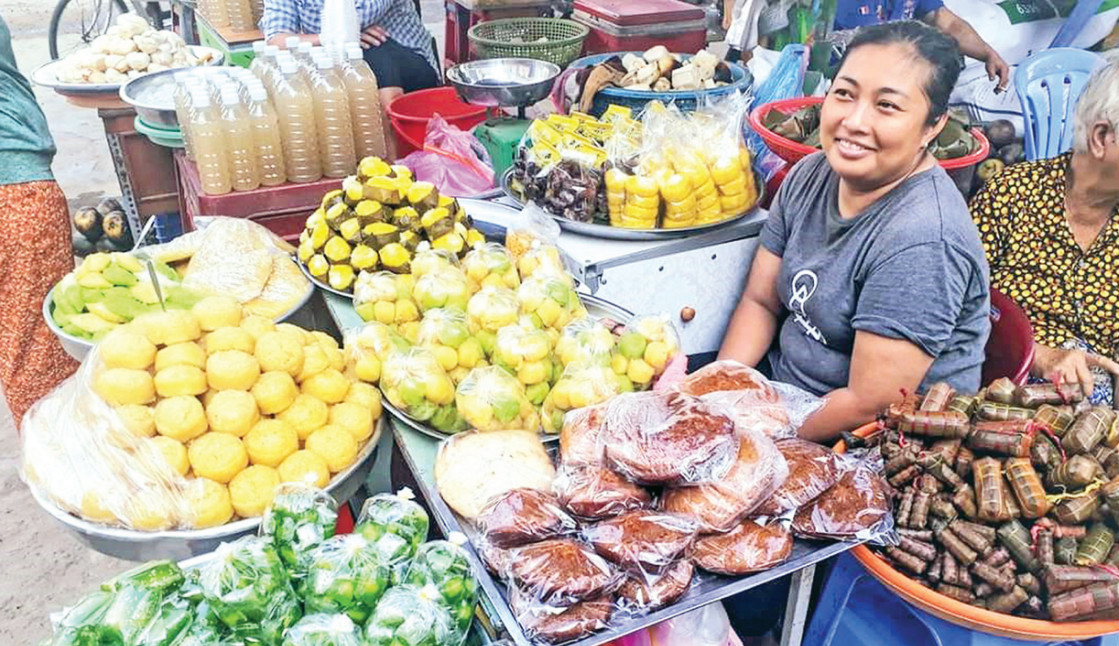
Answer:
[468,18,589,68]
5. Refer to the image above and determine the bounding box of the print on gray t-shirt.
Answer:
[759,153,991,396]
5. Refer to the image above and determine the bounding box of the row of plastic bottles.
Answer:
[197,0,261,33]
[176,40,389,195]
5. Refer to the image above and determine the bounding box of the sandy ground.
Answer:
[0,2,445,642]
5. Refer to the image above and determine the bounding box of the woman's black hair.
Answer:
[839,20,961,125]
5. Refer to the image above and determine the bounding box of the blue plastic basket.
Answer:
[567,53,753,118]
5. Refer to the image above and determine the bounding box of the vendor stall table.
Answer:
[444,0,554,67]
[101,105,180,239]
[196,13,263,68]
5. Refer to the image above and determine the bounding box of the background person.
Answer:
[970,56,1119,404]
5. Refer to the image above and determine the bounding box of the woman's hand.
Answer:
[1030,344,1119,396]
[360,25,389,48]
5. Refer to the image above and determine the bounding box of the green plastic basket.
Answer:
[468,18,589,68]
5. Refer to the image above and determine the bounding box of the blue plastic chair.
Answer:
[805,552,1119,646]
[1014,48,1103,161]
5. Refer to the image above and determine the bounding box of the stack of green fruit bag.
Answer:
[300,534,390,624]
[261,484,339,577]
[281,614,363,646]
[355,489,431,584]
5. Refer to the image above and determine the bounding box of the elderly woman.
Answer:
[970,57,1119,404]
[720,20,991,443]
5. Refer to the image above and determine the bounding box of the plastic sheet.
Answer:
[616,559,695,611]
[506,538,623,606]
[504,202,562,263]
[455,365,542,432]
[792,453,892,543]
[261,483,339,576]
[692,519,794,576]
[602,391,741,486]
[509,588,615,644]
[558,402,608,467]
[299,534,390,624]
[754,439,841,516]
[282,613,363,646]
[477,488,577,548]
[675,360,823,439]
[554,464,652,520]
[583,510,697,574]
[660,422,788,533]
[399,115,496,198]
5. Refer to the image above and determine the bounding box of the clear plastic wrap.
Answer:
[416,308,486,385]
[792,453,892,543]
[413,267,472,314]
[299,534,390,624]
[454,365,541,432]
[493,323,558,406]
[381,348,465,433]
[197,535,302,643]
[261,483,339,575]
[362,585,455,646]
[504,202,562,263]
[542,362,624,434]
[610,315,681,391]
[466,286,522,353]
[754,439,841,517]
[144,217,311,318]
[355,489,431,582]
[602,391,740,486]
[509,588,615,644]
[583,510,697,574]
[476,488,577,548]
[353,271,420,327]
[517,275,587,336]
[345,320,413,386]
[554,464,652,519]
[281,613,364,646]
[558,403,608,467]
[661,421,789,533]
[675,360,822,439]
[616,560,695,611]
[507,538,623,606]
[406,538,479,637]
[555,318,617,368]
[692,519,794,576]
[434,430,556,521]
[411,247,461,279]
[462,242,521,293]
[516,244,569,286]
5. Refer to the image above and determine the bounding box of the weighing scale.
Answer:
[446,58,561,180]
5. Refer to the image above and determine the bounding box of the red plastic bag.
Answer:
[400,114,495,197]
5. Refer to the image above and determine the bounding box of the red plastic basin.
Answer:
[387,87,490,157]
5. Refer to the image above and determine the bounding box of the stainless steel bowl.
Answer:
[446,58,560,109]
[33,46,223,97]
[29,418,382,561]
[119,64,232,129]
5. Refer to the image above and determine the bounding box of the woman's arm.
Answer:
[797,331,934,442]
[718,248,783,367]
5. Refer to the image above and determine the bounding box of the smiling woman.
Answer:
[720,21,991,442]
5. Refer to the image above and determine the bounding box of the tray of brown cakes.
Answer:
[424,360,896,645]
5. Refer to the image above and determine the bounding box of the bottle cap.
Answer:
[297,41,313,56]
[314,55,333,70]
[252,40,266,54]
[284,36,303,49]
[248,84,269,101]
[279,59,297,75]
[219,87,241,104]
[191,91,211,108]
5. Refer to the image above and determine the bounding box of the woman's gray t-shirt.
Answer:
[760,153,990,396]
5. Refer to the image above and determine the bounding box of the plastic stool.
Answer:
[805,552,1119,646]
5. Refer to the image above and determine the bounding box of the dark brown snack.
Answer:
[584,511,697,572]
[510,589,615,644]
[936,583,975,603]
[616,560,694,610]
[476,539,514,576]
[663,429,787,533]
[1044,565,1119,594]
[897,411,969,438]
[554,466,651,520]
[508,539,623,605]
[1048,582,1119,621]
[560,403,608,467]
[886,547,927,575]
[919,382,956,412]
[1063,406,1117,455]
[692,519,793,575]
[987,587,1029,614]
[477,488,576,548]
[792,466,890,541]
[754,439,840,516]
[603,391,740,485]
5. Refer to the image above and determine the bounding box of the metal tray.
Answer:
[30,46,223,96]
[395,424,859,646]
[500,169,764,241]
[296,256,355,300]
[28,418,383,562]
[385,291,633,442]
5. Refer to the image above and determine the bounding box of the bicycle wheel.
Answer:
[48,0,129,60]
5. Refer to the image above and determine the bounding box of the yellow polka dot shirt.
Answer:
[970,153,1119,358]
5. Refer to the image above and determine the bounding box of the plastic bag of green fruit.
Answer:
[282,614,363,646]
[197,535,302,643]
[517,275,587,335]
[345,321,412,384]
[406,536,478,638]
[417,308,486,384]
[381,348,466,432]
[261,483,339,577]
[542,362,626,433]
[555,318,617,368]
[299,534,390,624]
[611,315,681,390]
[355,489,431,583]
[455,365,542,432]
[411,247,460,279]
[462,243,519,293]
[414,267,471,314]
[492,324,558,405]
[466,286,521,354]
[353,271,419,325]
[363,585,457,646]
